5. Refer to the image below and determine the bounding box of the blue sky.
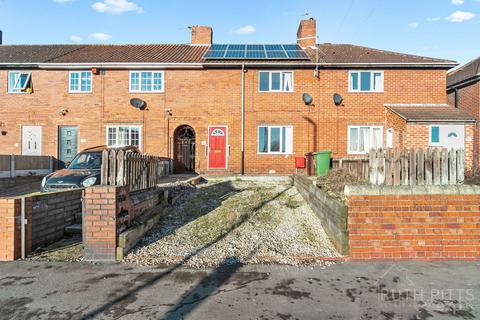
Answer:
[0,0,479,65]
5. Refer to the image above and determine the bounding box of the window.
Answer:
[348,126,383,154]
[258,126,293,154]
[69,71,92,93]
[129,71,164,92]
[258,71,293,92]
[106,126,141,148]
[349,71,383,92]
[8,71,32,93]
[386,128,394,148]
[430,126,440,144]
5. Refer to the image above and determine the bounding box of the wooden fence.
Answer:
[101,149,171,192]
[332,157,369,181]
[369,148,464,185]
[0,155,53,178]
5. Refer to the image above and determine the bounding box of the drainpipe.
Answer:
[454,88,459,109]
[241,64,245,175]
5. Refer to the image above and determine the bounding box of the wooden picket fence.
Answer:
[332,157,369,181]
[101,149,171,192]
[369,148,465,186]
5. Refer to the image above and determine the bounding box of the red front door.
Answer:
[208,126,227,169]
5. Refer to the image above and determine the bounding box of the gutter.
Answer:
[447,74,480,90]
[0,61,457,69]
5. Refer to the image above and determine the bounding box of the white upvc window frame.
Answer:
[68,71,92,93]
[258,71,294,92]
[105,125,142,149]
[129,71,165,93]
[348,70,384,93]
[348,125,383,155]
[257,125,293,155]
[8,71,32,94]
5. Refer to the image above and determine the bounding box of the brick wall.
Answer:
[0,67,448,175]
[83,185,161,261]
[0,189,81,261]
[30,189,82,249]
[293,174,349,254]
[346,185,480,260]
[0,198,21,260]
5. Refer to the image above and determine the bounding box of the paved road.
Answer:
[0,260,479,319]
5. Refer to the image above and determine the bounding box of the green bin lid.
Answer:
[312,151,332,155]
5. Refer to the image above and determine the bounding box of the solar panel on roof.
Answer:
[247,44,264,50]
[204,50,226,58]
[246,50,266,58]
[228,44,246,50]
[210,44,228,50]
[286,50,309,59]
[203,44,309,60]
[283,44,300,50]
[225,50,245,58]
[266,51,287,58]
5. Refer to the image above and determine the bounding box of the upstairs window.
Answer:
[69,71,92,93]
[129,71,164,93]
[8,71,32,93]
[258,126,293,154]
[106,125,141,148]
[349,71,383,92]
[348,126,383,154]
[259,71,293,92]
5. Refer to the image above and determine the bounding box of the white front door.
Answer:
[22,126,42,155]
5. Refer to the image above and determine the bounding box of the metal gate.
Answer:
[174,126,195,173]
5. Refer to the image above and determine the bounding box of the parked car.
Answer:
[41,145,139,192]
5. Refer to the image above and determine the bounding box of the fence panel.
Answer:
[370,148,464,186]
[0,155,53,178]
[101,149,171,192]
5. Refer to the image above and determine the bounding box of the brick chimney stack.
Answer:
[297,18,316,48]
[191,26,213,45]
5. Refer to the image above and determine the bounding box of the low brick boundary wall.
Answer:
[293,175,349,255]
[0,189,82,261]
[346,185,480,260]
[83,186,162,261]
[30,190,82,248]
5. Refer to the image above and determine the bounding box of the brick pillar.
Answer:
[0,198,21,261]
[83,186,119,261]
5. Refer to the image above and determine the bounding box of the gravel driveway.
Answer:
[125,178,340,268]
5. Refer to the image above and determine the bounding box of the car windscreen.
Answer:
[68,152,102,170]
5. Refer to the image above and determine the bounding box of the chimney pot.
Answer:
[191,26,212,45]
[297,18,316,48]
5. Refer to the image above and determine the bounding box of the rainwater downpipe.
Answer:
[241,63,245,175]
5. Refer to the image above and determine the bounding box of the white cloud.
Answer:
[53,0,74,3]
[88,33,112,41]
[452,0,464,5]
[427,16,441,22]
[92,0,144,14]
[70,35,82,43]
[408,22,419,28]
[446,11,476,22]
[235,25,256,35]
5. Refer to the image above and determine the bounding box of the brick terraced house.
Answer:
[448,56,480,168]
[0,18,475,174]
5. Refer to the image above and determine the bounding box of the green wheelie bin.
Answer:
[313,151,332,176]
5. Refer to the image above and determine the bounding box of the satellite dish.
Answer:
[130,98,146,110]
[302,93,313,106]
[333,93,343,106]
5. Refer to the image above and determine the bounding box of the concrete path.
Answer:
[1,260,479,319]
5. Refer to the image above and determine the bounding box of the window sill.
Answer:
[129,91,165,94]
[257,152,293,156]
